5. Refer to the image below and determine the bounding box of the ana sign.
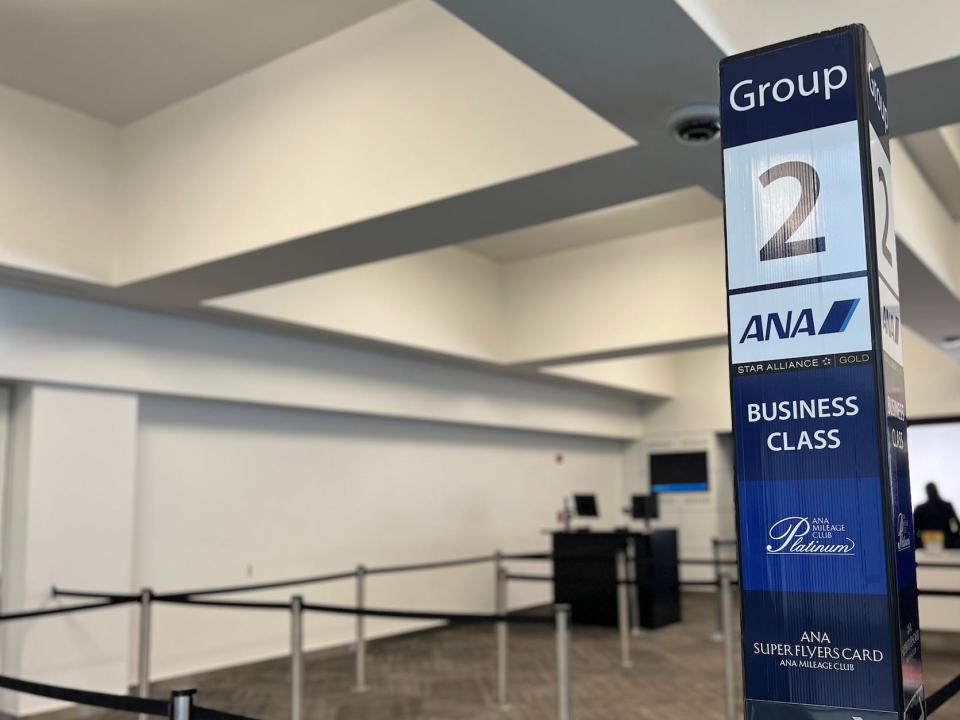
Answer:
[720,26,925,720]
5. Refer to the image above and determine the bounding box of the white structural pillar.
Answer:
[0,384,138,716]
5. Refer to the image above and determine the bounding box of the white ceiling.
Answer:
[461,187,721,263]
[0,0,404,124]
[0,0,956,386]
[676,0,960,73]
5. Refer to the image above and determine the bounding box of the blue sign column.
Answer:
[719,25,925,720]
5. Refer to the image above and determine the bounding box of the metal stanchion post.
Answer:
[137,587,152,720]
[555,604,571,720]
[720,574,736,720]
[625,538,641,636]
[168,689,195,720]
[616,550,632,669]
[290,595,304,720]
[495,561,509,710]
[354,565,368,692]
[711,539,724,642]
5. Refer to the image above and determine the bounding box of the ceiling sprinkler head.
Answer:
[669,103,721,145]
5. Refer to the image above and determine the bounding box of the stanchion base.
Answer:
[620,661,633,670]
[630,628,647,637]
[352,685,369,694]
[497,703,512,713]
[709,632,723,643]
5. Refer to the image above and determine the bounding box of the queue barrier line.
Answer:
[153,570,359,601]
[928,671,960,715]
[51,587,141,601]
[504,551,738,567]
[70,553,501,604]
[302,600,552,625]
[364,553,496,576]
[51,552,743,607]
[0,674,168,716]
[505,573,740,589]
[0,674,257,720]
[157,597,290,611]
[0,598,136,622]
[505,573,553,582]
[155,595,552,625]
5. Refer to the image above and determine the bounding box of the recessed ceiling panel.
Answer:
[0,0,405,123]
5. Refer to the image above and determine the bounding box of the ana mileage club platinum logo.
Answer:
[766,516,856,555]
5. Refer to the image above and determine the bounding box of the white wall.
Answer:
[134,394,624,680]
[0,385,137,716]
[0,286,643,440]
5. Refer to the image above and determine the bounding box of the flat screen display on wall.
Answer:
[650,452,708,493]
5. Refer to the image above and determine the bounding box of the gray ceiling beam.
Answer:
[889,56,960,137]
[435,0,724,144]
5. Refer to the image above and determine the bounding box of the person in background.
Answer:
[914,482,960,549]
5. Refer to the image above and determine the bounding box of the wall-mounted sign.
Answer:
[720,25,925,720]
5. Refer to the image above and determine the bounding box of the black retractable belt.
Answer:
[926,672,960,716]
[0,598,135,622]
[0,674,168,716]
[301,600,553,625]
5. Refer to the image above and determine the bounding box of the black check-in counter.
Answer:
[552,529,680,629]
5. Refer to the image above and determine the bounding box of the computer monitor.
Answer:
[573,493,598,517]
[650,451,708,493]
[631,493,659,520]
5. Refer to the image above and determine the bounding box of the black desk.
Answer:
[552,529,680,629]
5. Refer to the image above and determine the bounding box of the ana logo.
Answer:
[766,516,856,555]
[897,512,912,551]
[739,298,860,344]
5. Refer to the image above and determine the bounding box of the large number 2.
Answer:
[877,166,893,264]
[758,161,826,261]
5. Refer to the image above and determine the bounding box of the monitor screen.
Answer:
[631,494,659,519]
[650,452,708,493]
[573,493,598,517]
